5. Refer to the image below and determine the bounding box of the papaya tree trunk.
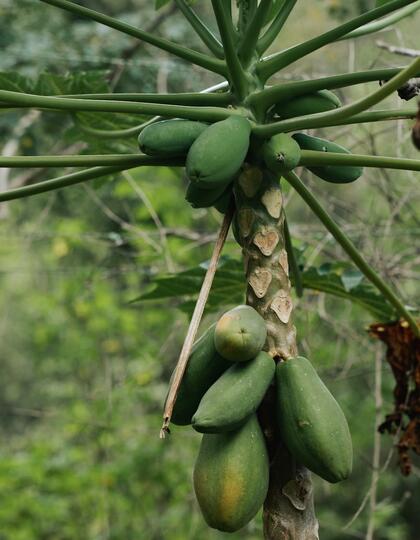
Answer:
[234,167,319,540]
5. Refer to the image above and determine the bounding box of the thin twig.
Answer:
[160,199,234,438]
[376,40,420,58]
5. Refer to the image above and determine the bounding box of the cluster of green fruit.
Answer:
[166,305,353,533]
[138,89,363,215]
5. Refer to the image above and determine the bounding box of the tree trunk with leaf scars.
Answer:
[234,167,319,540]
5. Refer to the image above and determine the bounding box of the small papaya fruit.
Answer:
[185,181,228,209]
[214,305,267,362]
[185,182,232,213]
[167,324,231,426]
[192,351,275,433]
[262,133,301,173]
[213,186,233,214]
[293,133,363,184]
[276,356,353,483]
[186,116,251,190]
[274,89,341,119]
[138,119,208,157]
[193,414,269,532]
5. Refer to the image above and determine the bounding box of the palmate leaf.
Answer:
[0,70,109,96]
[131,256,402,321]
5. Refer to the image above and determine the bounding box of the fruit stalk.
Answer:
[233,168,319,539]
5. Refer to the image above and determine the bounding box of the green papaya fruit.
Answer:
[214,305,267,362]
[293,133,363,183]
[192,351,274,433]
[276,356,353,483]
[186,116,251,190]
[167,324,231,426]
[185,181,227,209]
[262,133,301,173]
[193,414,269,532]
[138,119,208,157]
[185,182,233,213]
[231,212,243,246]
[213,186,233,214]
[274,90,341,119]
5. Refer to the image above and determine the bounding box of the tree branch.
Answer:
[376,40,420,58]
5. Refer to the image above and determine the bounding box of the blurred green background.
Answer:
[0,1,418,539]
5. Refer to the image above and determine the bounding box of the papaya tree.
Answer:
[1,0,419,538]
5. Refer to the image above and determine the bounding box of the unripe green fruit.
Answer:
[214,305,267,362]
[138,119,208,157]
[274,90,341,119]
[193,414,269,532]
[293,132,363,184]
[192,351,275,433]
[186,116,251,190]
[167,324,231,425]
[262,133,301,173]
[276,356,353,483]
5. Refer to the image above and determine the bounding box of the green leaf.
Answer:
[131,256,402,322]
[0,71,34,93]
[155,0,172,9]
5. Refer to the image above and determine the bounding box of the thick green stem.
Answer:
[257,0,417,81]
[284,216,303,298]
[254,108,417,137]
[61,92,232,106]
[233,166,319,539]
[257,0,298,54]
[283,171,419,336]
[39,0,227,75]
[255,57,420,135]
[211,0,249,100]
[250,67,420,113]
[238,0,258,34]
[76,121,153,140]
[0,89,235,122]
[0,154,184,168]
[174,0,224,58]
[299,151,420,171]
[238,0,272,66]
[0,158,183,202]
[339,1,420,41]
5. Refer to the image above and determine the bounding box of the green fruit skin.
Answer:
[186,116,251,190]
[262,133,301,173]
[185,181,228,209]
[274,90,341,119]
[214,305,267,362]
[193,414,269,532]
[138,119,208,157]
[168,324,231,426]
[192,351,275,433]
[276,356,353,483]
[231,213,243,246]
[213,186,232,214]
[293,133,363,184]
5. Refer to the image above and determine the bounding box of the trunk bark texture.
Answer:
[233,166,319,540]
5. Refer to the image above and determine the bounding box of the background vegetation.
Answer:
[0,1,418,539]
